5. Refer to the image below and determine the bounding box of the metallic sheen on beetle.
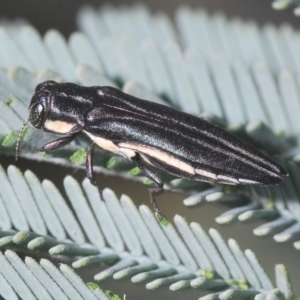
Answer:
[21,80,288,188]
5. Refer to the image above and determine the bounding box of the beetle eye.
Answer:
[29,103,44,128]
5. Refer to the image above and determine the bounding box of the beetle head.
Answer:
[29,80,57,129]
[15,81,57,161]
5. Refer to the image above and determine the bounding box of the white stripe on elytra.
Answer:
[59,92,87,102]
[84,137,260,184]
[238,178,260,184]
[195,169,218,180]
[217,175,239,184]
[119,142,195,175]
[84,132,136,159]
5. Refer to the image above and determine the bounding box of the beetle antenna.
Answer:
[15,119,29,162]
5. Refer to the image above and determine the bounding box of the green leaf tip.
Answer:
[87,282,99,291]
[105,290,122,300]
[70,148,87,165]
[42,151,51,158]
[266,196,275,209]
[144,178,154,185]
[2,128,29,147]
[227,279,239,287]
[2,130,18,147]
[6,95,14,106]
[128,166,142,176]
[199,269,215,280]
[227,279,249,289]
[156,213,170,226]
[106,157,117,169]
[239,279,249,290]
[222,184,240,194]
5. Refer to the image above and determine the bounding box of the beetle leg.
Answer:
[132,154,164,188]
[86,142,97,186]
[132,154,166,218]
[40,134,77,151]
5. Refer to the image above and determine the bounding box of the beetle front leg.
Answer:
[86,142,97,186]
[40,134,77,151]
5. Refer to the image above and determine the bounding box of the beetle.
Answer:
[16,81,287,215]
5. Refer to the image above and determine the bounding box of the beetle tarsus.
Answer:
[40,134,77,151]
[149,186,166,220]
[86,142,97,186]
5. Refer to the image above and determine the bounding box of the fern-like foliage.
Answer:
[0,5,300,248]
[0,4,299,299]
[0,164,294,299]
